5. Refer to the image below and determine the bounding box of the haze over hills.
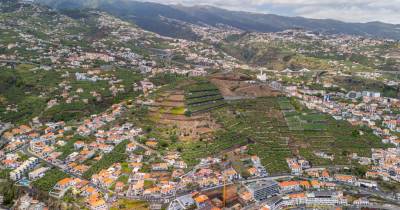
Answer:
[35,0,400,40]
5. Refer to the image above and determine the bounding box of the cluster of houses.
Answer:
[91,163,122,190]
[77,104,125,136]
[293,88,400,145]
[75,72,104,82]
[123,152,189,199]
[179,152,269,193]
[366,148,400,182]
[29,121,68,161]
[10,103,143,208]
[279,83,400,170]
[382,117,400,133]
[169,192,225,210]
[258,172,378,210]
[49,176,106,210]
[169,170,373,210]
[127,174,178,199]
[286,157,311,175]
[66,52,115,67]
[1,153,24,170]
[2,124,35,152]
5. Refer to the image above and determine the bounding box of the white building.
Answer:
[257,69,267,82]
[10,157,39,181]
[28,167,50,180]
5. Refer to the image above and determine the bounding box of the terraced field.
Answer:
[281,98,390,166]
[147,86,220,142]
[279,98,328,131]
[211,97,390,173]
[184,81,226,114]
[213,97,291,174]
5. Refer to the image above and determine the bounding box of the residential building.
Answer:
[245,180,280,201]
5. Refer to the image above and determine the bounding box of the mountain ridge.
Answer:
[35,0,400,40]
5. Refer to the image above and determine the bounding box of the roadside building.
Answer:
[245,180,280,201]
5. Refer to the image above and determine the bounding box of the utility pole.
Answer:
[223,174,226,208]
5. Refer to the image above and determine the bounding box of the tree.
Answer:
[351,130,359,137]
[170,134,178,143]
[184,110,192,117]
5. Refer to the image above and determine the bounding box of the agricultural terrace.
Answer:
[212,97,390,174]
[184,81,226,115]
[279,98,328,131]
[277,97,390,166]
[146,79,220,141]
[212,97,291,174]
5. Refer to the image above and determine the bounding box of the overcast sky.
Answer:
[139,0,400,24]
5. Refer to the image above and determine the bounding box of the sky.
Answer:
[139,0,400,24]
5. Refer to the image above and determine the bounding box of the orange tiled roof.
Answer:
[194,194,209,203]
[57,178,73,186]
[321,170,330,177]
[335,174,354,181]
[115,181,124,187]
[289,193,306,199]
[279,181,299,187]
[300,181,311,188]
[310,180,320,187]
[248,167,257,174]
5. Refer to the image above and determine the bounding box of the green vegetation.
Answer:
[32,169,69,192]
[213,97,291,173]
[110,199,149,210]
[143,180,155,189]
[0,65,143,124]
[210,97,390,173]
[0,169,19,207]
[286,103,390,166]
[56,135,92,160]
[0,66,55,124]
[0,169,11,179]
[117,174,129,184]
[184,81,226,114]
[171,130,248,167]
[149,73,186,86]
[170,107,186,115]
[378,180,400,194]
[186,90,221,99]
[334,76,398,98]
[0,180,20,207]
[83,140,129,179]
[121,162,131,174]
[279,98,327,131]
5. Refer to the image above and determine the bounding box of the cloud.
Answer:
[137,0,400,24]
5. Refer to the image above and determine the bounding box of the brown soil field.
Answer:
[149,89,220,141]
[210,77,281,98]
[167,94,185,101]
[157,101,185,107]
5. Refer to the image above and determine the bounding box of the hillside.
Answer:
[36,0,400,40]
[0,1,163,124]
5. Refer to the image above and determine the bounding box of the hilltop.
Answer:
[36,0,400,40]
